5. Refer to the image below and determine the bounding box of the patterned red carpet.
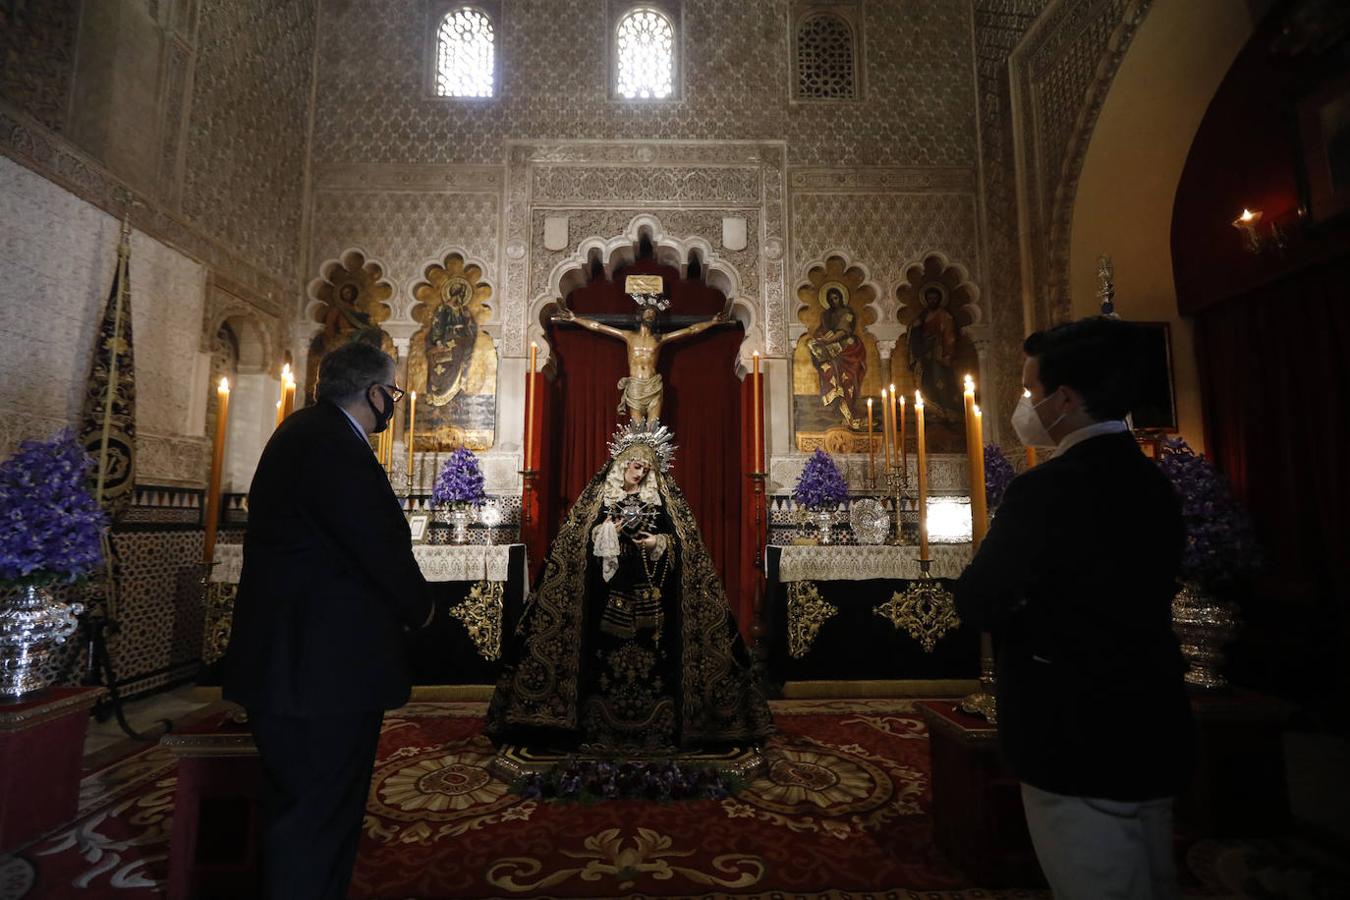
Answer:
[5,698,1303,898]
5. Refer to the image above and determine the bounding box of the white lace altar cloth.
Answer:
[774,543,972,582]
[210,543,521,588]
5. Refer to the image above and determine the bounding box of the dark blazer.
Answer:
[954,431,1193,801]
[223,402,432,716]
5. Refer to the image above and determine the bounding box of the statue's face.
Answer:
[826,288,843,306]
[641,307,657,325]
[923,288,942,308]
[623,458,651,488]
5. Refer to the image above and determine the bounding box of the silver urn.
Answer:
[1171,581,1240,691]
[0,584,85,701]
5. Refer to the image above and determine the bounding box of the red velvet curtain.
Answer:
[1193,255,1350,711]
[538,259,749,632]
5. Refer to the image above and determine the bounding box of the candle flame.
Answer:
[867,397,873,408]
[1023,388,1032,398]
[899,393,905,406]
[410,390,416,400]
[964,374,975,394]
[914,390,924,408]
[218,376,230,393]
[974,404,982,417]
[880,387,887,398]
[890,383,896,394]
[531,340,538,349]
[281,362,291,379]
[1239,208,1256,222]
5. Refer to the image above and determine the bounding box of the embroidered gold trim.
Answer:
[787,581,838,658]
[450,579,505,661]
[874,580,960,652]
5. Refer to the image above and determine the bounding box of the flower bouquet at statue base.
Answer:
[792,449,849,545]
[1158,437,1261,691]
[0,432,106,700]
[432,448,487,544]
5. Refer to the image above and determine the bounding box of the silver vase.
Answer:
[813,508,836,545]
[447,505,475,545]
[1171,581,1239,690]
[0,584,85,701]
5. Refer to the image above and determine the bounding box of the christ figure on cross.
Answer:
[553,302,728,423]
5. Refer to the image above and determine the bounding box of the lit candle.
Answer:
[866,397,875,485]
[1023,389,1037,469]
[915,390,929,560]
[971,403,988,547]
[889,383,899,471]
[524,342,538,470]
[407,390,416,477]
[963,374,978,534]
[280,363,295,420]
[203,377,230,563]
[880,388,892,471]
[275,398,283,429]
[899,392,908,479]
[752,352,762,473]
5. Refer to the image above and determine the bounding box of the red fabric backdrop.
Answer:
[1192,258,1350,642]
[1172,4,1350,717]
[530,259,754,634]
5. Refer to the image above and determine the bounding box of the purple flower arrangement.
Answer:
[431,447,486,508]
[513,758,742,803]
[984,442,1016,509]
[793,449,848,510]
[1157,437,1261,593]
[0,431,106,586]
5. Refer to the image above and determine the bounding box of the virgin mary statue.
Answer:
[486,421,773,754]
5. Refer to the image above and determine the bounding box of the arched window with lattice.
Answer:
[794,12,858,101]
[433,6,496,98]
[613,7,678,100]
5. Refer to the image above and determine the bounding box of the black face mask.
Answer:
[368,386,395,434]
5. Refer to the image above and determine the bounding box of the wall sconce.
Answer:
[1232,208,1290,256]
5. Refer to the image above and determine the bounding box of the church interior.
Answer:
[2,0,1348,896]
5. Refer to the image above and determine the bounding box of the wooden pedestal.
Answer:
[160,711,262,900]
[917,699,1046,888]
[0,687,103,854]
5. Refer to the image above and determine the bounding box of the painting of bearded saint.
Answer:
[907,285,963,419]
[426,279,476,407]
[808,285,866,429]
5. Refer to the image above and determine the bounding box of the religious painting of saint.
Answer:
[792,258,881,452]
[408,255,497,451]
[304,253,395,402]
[907,284,962,419]
[891,257,982,453]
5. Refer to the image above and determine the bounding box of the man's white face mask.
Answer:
[1011,390,1064,449]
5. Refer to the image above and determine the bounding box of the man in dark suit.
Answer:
[223,341,432,899]
[954,317,1193,899]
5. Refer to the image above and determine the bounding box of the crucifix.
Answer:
[552,275,729,423]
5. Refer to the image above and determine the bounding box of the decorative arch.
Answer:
[790,252,882,452]
[407,252,497,450]
[303,249,395,400]
[530,214,754,369]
